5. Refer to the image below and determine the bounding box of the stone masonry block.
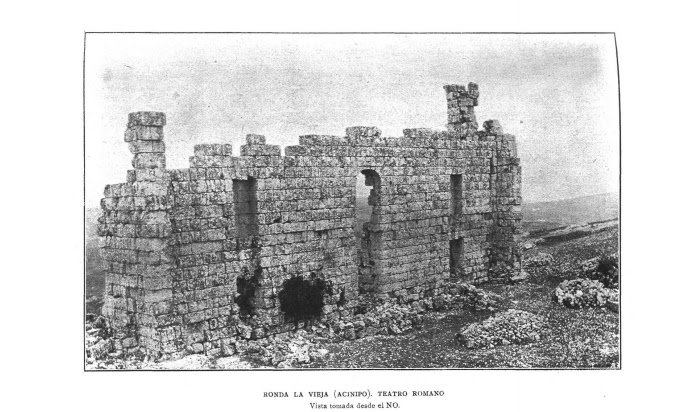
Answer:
[346,126,381,138]
[444,84,467,93]
[447,122,479,137]
[240,144,281,156]
[483,120,504,135]
[125,126,164,142]
[444,83,479,105]
[246,134,266,145]
[284,145,308,156]
[403,128,436,138]
[126,169,168,183]
[128,112,166,127]
[132,153,166,169]
[129,140,165,154]
[298,135,340,146]
[467,82,480,99]
[194,144,233,157]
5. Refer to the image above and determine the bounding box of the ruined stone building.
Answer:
[97,83,523,356]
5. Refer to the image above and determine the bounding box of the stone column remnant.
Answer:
[444,82,480,139]
[125,111,167,169]
[100,111,176,354]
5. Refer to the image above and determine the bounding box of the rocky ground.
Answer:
[85,221,619,370]
[456,309,546,349]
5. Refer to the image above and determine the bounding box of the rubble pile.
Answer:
[456,309,545,349]
[523,252,555,278]
[552,279,618,309]
[234,281,502,367]
[524,252,554,267]
[86,281,504,368]
[448,283,502,311]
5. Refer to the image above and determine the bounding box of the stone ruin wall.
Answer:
[97,83,522,356]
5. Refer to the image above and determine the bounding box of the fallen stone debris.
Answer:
[449,283,502,311]
[86,281,502,369]
[456,309,545,349]
[522,252,555,279]
[552,278,618,310]
[525,252,554,267]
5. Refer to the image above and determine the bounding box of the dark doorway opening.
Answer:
[449,238,464,278]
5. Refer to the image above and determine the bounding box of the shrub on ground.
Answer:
[582,254,619,288]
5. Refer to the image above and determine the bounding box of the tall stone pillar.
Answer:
[444,82,480,140]
[100,112,178,357]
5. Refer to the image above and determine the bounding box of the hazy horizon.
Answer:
[85,33,619,207]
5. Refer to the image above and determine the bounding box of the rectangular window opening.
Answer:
[232,177,258,238]
[451,174,463,216]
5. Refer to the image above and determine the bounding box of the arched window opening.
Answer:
[354,170,380,235]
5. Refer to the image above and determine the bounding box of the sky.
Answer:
[85,33,619,207]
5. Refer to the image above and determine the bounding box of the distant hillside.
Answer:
[522,192,619,233]
[85,207,104,309]
[85,207,101,238]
